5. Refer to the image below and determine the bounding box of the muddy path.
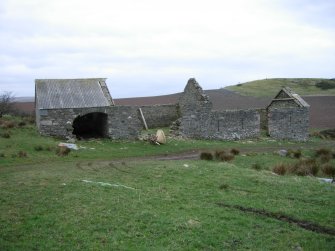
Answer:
[115,141,335,162]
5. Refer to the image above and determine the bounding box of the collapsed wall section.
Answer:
[175,109,260,140]
[140,104,179,128]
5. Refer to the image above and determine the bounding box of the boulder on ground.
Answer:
[156,129,166,144]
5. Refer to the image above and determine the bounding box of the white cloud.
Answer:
[0,0,334,97]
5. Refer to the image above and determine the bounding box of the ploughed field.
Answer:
[15,89,335,129]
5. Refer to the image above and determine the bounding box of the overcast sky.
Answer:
[0,0,334,98]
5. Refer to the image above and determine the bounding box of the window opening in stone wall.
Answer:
[241,119,244,129]
[217,120,220,132]
[72,112,108,139]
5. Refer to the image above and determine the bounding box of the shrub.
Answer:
[0,152,5,158]
[219,183,229,190]
[252,163,262,170]
[320,154,331,163]
[2,121,15,129]
[45,146,53,151]
[1,132,10,138]
[56,146,71,156]
[315,79,335,90]
[321,163,335,181]
[315,148,331,157]
[223,154,235,161]
[18,121,26,127]
[273,164,287,175]
[200,152,213,161]
[230,148,240,156]
[289,159,319,176]
[293,150,302,159]
[215,150,225,160]
[34,145,44,151]
[18,151,27,158]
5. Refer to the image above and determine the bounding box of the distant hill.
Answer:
[225,78,335,97]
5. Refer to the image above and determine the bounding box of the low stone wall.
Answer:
[176,109,260,140]
[140,104,179,128]
[267,107,309,141]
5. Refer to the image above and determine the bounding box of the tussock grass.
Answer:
[273,164,287,175]
[200,152,214,160]
[0,160,334,250]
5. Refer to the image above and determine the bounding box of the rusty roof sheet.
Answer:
[35,78,112,109]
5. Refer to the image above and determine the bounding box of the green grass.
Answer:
[1,159,334,250]
[225,78,335,97]
[1,116,335,250]
[1,115,334,167]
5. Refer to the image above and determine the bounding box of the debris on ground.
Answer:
[58,143,78,150]
[82,180,136,190]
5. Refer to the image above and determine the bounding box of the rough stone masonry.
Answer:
[35,78,310,141]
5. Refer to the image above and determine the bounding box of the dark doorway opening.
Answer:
[72,112,108,139]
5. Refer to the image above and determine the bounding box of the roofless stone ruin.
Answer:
[35,78,310,141]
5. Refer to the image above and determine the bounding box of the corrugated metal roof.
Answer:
[35,78,112,109]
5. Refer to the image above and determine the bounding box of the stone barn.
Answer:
[267,87,310,141]
[35,78,142,139]
[35,77,310,142]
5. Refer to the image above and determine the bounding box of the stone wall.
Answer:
[267,107,309,141]
[140,104,179,128]
[107,106,142,140]
[174,109,260,140]
[38,106,142,139]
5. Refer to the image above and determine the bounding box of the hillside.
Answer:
[225,78,335,97]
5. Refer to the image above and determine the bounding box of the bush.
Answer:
[230,148,240,156]
[222,154,235,161]
[252,163,262,170]
[215,150,225,160]
[321,163,335,181]
[214,150,234,161]
[315,148,331,157]
[293,150,302,159]
[320,154,331,163]
[219,183,229,190]
[1,132,10,138]
[18,121,26,127]
[56,146,71,156]
[18,151,27,158]
[315,79,335,90]
[1,121,15,129]
[45,146,53,151]
[273,164,287,175]
[286,149,302,158]
[34,145,44,151]
[289,159,319,176]
[200,152,213,161]
[0,152,5,158]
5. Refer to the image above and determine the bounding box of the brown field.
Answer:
[13,89,335,129]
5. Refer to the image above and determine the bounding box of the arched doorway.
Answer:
[72,112,108,139]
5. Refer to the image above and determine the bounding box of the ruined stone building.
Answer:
[267,87,310,141]
[35,78,310,141]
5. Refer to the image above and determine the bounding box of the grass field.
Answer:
[225,78,335,97]
[1,116,335,250]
